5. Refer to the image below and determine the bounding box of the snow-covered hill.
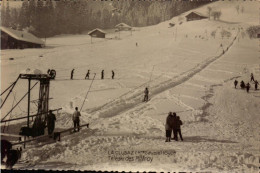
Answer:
[1,0,259,172]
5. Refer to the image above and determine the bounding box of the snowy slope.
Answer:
[1,0,259,172]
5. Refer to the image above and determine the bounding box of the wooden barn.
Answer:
[115,23,132,31]
[185,11,208,22]
[88,28,106,38]
[1,26,45,49]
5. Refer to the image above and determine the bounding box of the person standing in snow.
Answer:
[165,112,173,142]
[171,112,177,140]
[143,87,149,102]
[101,70,104,80]
[85,70,90,79]
[72,107,81,132]
[47,110,56,135]
[250,73,255,82]
[71,69,75,80]
[175,116,183,141]
[112,70,115,79]
[254,80,259,90]
[240,80,245,89]
[234,80,238,89]
[246,82,251,93]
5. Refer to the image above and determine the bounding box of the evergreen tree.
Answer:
[10,8,19,29]
[3,2,11,27]
[19,1,29,29]
[34,0,44,37]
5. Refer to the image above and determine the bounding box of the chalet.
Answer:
[88,28,106,38]
[185,11,208,22]
[115,23,132,31]
[1,26,45,49]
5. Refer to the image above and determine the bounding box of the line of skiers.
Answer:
[165,112,183,142]
[234,73,259,92]
[70,69,115,80]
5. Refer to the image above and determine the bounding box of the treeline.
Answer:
[1,0,211,38]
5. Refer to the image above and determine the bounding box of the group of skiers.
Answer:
[234,73,259,92]
[70,69,115,80]
[46,107,82,136]
[165,112,183,142]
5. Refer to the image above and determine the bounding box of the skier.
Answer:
[240,80,245,89]
[143,87,149,102]
[175,116,183,141]
[47,110,56,136]
[112,70,115,79]
[250,73,255,82]
[246,82,251,93]
[165,112,173,142]
[85,70,90,79]
[234,80,238,88]
[101,70,104,80]
[171,112,177,140]
[71,69,74,80]
[72,107,81,132]
[255,80,259,90]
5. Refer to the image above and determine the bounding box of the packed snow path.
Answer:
[85,32,239,119]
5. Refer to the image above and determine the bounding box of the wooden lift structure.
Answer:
[1,72,89,148]
[1,73,59,139]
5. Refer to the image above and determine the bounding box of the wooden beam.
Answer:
[12,123,89,146]
[58,123,89,134]
[1,108,62,123]
[1,133,23,138]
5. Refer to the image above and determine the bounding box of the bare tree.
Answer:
[211,11,222,21]
[241,6,244,13]
[207,6,212,20]
[235,5,240,14]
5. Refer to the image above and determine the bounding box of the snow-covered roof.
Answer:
[1,26,45,45]
[186,11,208,18]
[20,68,42,75]
[88,28,106,35]
[115,23,132,28]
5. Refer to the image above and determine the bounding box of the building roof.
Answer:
[1,26,45,45]
[185,11,208,18]
[115,23,132,29]
[88,28,106,35]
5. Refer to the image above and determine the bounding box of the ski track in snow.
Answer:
[83,32,239,121]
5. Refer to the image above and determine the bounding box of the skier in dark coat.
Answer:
[255,80,259,90]
[85,70,90,79]
[234,80,238,88]
[250,73,254,82]
[72,107,81,132]
[175,116,183,141]
[71,69,74,80]
[112,70,115,79]
[240,80,245,89]
[143,87,149,102]
[101,70,104,80]
[246,82,251,93]
[47,110,56,135]
[165,112,174,142]
[171,112,177,140]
